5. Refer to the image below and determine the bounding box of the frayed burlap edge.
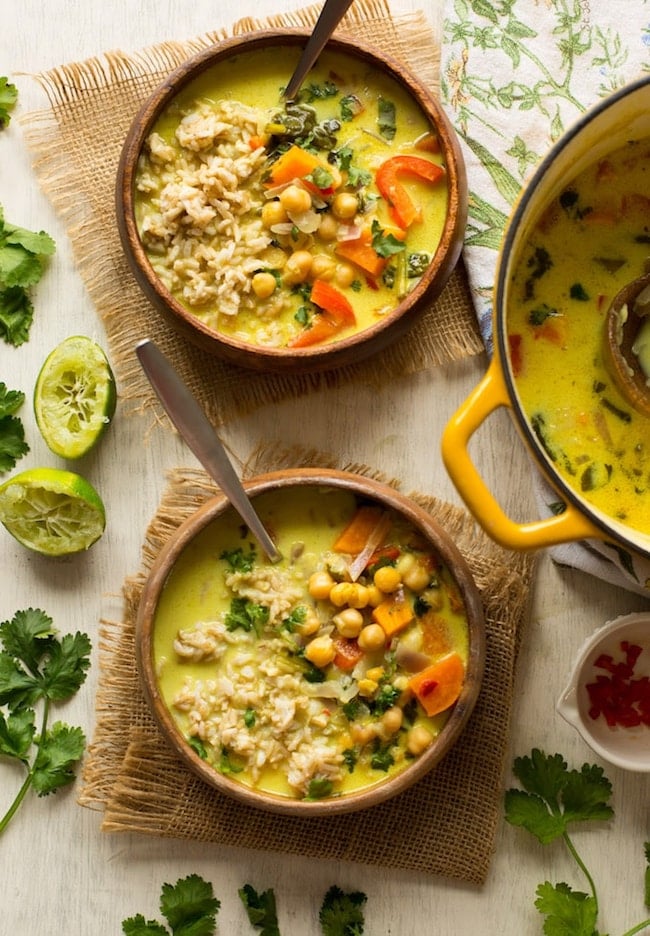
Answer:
[80,448,536,884]
[19,1,482,430]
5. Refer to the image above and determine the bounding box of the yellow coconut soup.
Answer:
[508,137,650,534]
[152,486,470,801]
[134,46,448,350]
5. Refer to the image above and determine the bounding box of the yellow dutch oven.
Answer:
[442,75,650,557]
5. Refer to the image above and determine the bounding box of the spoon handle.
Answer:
[283,0,356,100]
[136,339,282,563]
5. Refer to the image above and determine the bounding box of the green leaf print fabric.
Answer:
[441,0,650,593]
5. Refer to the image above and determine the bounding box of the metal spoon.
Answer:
[135,339,282,563]
[283,0,355,100]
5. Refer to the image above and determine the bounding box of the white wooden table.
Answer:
[1,2,648,933]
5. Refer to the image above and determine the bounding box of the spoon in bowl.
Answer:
[283,0,355,100]
[135,339,282,564]
[602,271,650,418]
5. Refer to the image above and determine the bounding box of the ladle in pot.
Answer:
[602,271,650,418]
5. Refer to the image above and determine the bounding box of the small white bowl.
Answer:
[557,613,650,772]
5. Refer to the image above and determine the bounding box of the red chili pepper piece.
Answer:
[586,639,649,729]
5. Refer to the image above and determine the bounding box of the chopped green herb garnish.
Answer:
[220,545,257,572]
[305,777,334,800]
[371,220,405,258]
[407,252,430,277]
[239,883,280,935]
[224,597,269,634]
[244,708,256,729]
[570,282,590,301]
[377,96,396,140]
[218,747,244,775]
[342,747,358,773]
[528,303,558,325]
[370,738,395,772]
[280,605,307,632]
[187,736,208,759]
[340,94,363,122]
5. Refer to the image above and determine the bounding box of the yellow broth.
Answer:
[134,45,448,349]
[152,486,470,800]
[507,137,650,535]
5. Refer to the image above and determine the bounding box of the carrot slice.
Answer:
[266,144,322,187]
[375,155,445,229]
[372,592,414,637]
[335,237,387,277]
[408,652,465,717]
[288,314,341,348]
[333,506,385,554]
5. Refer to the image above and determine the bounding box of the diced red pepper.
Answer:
[288,279,356,349]
[332,636,365,672]
[586,640,650,728]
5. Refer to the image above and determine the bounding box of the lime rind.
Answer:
[34,335,117,459]
[0,467,106,556]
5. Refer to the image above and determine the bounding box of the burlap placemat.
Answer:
[21,0,482,429]
[80,447,536,885]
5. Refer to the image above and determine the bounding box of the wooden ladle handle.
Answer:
[602,272,650,418]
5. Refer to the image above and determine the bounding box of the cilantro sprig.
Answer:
[122,874,221,936]
[0,205,56,347]
[0,608,90,833]
[0,381,29,473]
[505,748,650,935]
[124,879,367,935]
[0,77,18,128]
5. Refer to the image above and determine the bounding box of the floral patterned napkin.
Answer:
[440,1,650,595]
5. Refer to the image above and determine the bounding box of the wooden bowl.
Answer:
[116,30,467,374]
[135,469,485,816]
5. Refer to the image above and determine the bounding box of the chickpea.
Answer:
[304,635,336,668]
[333,607,364,638]
[350,723,376,746]
[373,565,402,594]
[329,582,355,607]
[346,583,370,609]
[366,666,384,682]
[357,622,386,652]
[279,183,312,215]
[382,706,403,736]
[308,570,335,601]
[283,249,313,285]
[407,724,434,756]
[401,561,431,593]
[310,254,336,281]
[365,584,385,608]
[334,262,356,288]
[261,199,288,228]
[331,192,359,220]
[317,213,339,241]
[357,677,379,698]
[297,609,321,637]
[251,271,277,300]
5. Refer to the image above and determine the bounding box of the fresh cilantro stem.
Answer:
[505,749,650,935]
[0,609,90,834]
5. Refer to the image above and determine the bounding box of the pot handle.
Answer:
[441,362,601,550]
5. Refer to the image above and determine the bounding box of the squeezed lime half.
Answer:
[0,467,106,555]
[34,335,117,459]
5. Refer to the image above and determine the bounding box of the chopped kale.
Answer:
[220,545,257,573]
[305,777,333,799]
[187,736,208,760]
[342,748,358,773]
[407,252,431,277]
[377,96,396,140]
[569,282,590,301]
[528,303,558,325]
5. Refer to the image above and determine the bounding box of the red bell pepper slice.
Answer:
[288,279,356,348]
[375,155,445,229]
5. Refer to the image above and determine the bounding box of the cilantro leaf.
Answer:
[160,874,220,935]
[31,722,86,795]
[319,885,366,936]
[122,917,169,936]
[0,607,56,671]
[0,707,35,761]
[0,414,29,473]
[505,749,613,844]
[370,220,405,258]
[0,652,40,709]
[0,285,34,345]
[533,881,598,936]
[238,884,280,935]
[0,207,56,346]
[40,631,92,701]
[0,77,18,128]
[0,383,25,417]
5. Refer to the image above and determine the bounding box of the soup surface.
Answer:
[134,45,448,349]
[152,486,470,801]
[507,137,650,535]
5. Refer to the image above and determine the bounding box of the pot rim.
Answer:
[495,74,650,558]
